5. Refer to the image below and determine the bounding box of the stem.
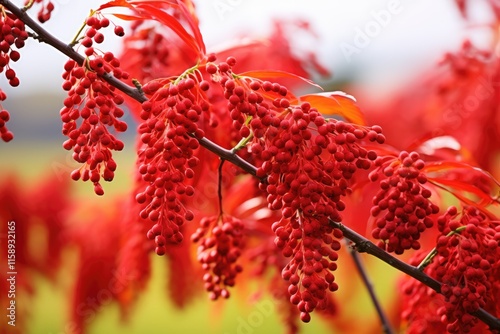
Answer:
[348,246,394,334]
[417,226,465,271]
[2,0,499,330]
[196,136,261,180]
[217,159,224,214]
[22,0,34,10]
[69,10,96,47]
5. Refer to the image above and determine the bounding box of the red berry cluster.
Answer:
[0,12,28,142]
[277,216,343,323]
[199,55,386,321]
[80,15,127,79]
[61,59,127,196]
[24,0,55,23]
[432,206,500,333]
[126,28,171,82]
[60,14,130,195]
[191,215,244,300]
[369,151,439,254]
[260,117,382,322]
[136,75,208,251]
[0,92,13,142]
[0,12,27,87]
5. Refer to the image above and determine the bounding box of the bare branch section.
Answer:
[1,0,499,331]
[348,248,394,334]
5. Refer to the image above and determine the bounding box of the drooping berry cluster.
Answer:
[0,12,27,87]
[198,55,386,321]
[191,215,244,300]
[277,216,343,323]
[431,206,500,333]
[260,117,382,321]
[61,14,130,195]
[80,12,125,61]
[61,59,127,195]
[0,11,29,142]
[137,75,209,250]
[79,15,127,78]
[24,0,55,23]
[369,151,439,254]
[0,95,13,142]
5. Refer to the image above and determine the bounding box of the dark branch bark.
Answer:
[2,0,499,331]
[348,248,394,334]
[335,221,500,331]
[0,0,147,103]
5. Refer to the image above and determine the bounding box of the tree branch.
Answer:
[0,0,145,103]
[348,247,394,334]
[335,220,500,331]
[2,0,499,331]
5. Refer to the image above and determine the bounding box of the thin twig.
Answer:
[1,0,499,330]
[347,245,394,334]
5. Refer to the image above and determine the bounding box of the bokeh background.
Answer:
[0,0,495,333]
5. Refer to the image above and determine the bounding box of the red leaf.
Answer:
[425,161,500,208]
[176,0,205,55]
[239,69,322,90]
[100,1,204,57]
[135,3,202,56]
[111,13,144,21]
[298,92,366,125]
[98,0,135,10]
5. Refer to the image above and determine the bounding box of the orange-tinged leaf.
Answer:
[298,92,366,125]
[111,13,144,21]
[424,161,500,208]
[239,70,322,90]
[176,0,205,54]
[135,4,202,56]
[101,1,204,57]
[428,177,496,207]
[424,161,500,186]
[98,0,134,10]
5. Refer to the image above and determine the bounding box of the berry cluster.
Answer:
[80,15,127,78]
[24,0,55,23]
[0,97,13,142]
[125,28,171,82]
[198,55,386,321]
[0,11,29,142]
[432,206,500,333]
[61,59,127,195]
[369,151,439,254]
[61,14,130,195]
[136,74,208,251]
[258,114,382,321]
[191,215,244,300]
[0,12,27,87]
[277,216,343,323]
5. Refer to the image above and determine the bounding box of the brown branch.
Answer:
[2,0,499,331]
[0,0,146,103]
[335,220,500,331]
[348,247,394,334]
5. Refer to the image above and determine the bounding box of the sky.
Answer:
[0,0,494,97]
